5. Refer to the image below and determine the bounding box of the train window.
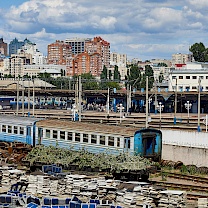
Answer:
[20,127,24,135]
[117,138,120,147]
[53,130,58,139]
[14,126,18,134]
[75,133,80,142]
[91,135,97,144]
[2,125,6,132]
[8,126,12,133]
[67,132,73,141]
[60,131,65,140]
[46,129,50,138]
[108,136,114,146]
[83,134,88,143]
[100,135,105,145]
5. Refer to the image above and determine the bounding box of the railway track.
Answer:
[150,172,208,200]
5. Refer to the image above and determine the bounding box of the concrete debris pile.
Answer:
[0,167,188,208]
[158,190,186,207]
[0,166,26,188]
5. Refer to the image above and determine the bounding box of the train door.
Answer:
[26,126,32,145]
[124,137,130,152]
[142,133,156,157]
[38,128,43,145]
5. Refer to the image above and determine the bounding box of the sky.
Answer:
[0,0,208,61]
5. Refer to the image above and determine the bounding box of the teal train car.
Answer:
[134,128,162,161]
[0,115,162,162]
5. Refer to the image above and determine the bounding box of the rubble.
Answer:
[0,166,188,208]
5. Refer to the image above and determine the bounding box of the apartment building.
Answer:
[9,38,30,56]
[18,41,47,65]
[172,53,193,65]
[0,38,7,56]
[66,52,102,77]
[47,40,72,65]
[65,38,91,54]
[85,37,110,69]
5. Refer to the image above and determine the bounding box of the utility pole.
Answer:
[197,77,201,132]
[22,78,24,116]
[28,78,30,112]
[145,76,149,128]
[16,77,19,116]
[107,87,110,118]
[174,78,177,124]
[78,76,82,121]
[32,78,35,117]
[154,80,157,114]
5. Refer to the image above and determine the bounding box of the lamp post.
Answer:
[157,102,164,128]
[184,101,192,124]
[148,98,152,116]
[119,103,124,124]
[197,77,201,132]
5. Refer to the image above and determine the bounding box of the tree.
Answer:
[140,65,154,90]
[126,65,142,90]
[113,65,121,81]
[100,65,108,80]
[158,63,168,67]
[189,42,208,62]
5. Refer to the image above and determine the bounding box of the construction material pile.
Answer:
[23,145,153,174]
[0,168,187,207]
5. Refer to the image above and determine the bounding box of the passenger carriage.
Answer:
[0,115,162,161]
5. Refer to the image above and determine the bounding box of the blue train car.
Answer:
[0,115,162,162]
[134,128,162,161]
[0,115,41,146]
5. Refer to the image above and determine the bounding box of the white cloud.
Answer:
[1,0,208,60]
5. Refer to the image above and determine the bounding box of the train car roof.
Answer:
[37,119,137,136]
[0,115,42,126]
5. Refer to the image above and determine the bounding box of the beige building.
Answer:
[172,53,193,65]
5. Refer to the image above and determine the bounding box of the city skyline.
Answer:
[0,0,207,60]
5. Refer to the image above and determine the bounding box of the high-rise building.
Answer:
[0,38,8,56]
[66,52,102,77]
[9,38,32,56]
[47,40,72,65]
[65,38,91,55]
[85,37,110,69]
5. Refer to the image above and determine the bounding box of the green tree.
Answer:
[113,65,121,81]
[126,65,142,90]
[140,65,154,90]
[158,63,168,67]
[100,65,108,80]
[189,42,208,62]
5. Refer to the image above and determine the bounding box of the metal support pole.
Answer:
[22,79,24,116]
[32,79,35,117]
[174,78,177,124]
[145,76,149,128]
[197,78,201,132]
[78,76,82,122]
[107,87,110,118]
[28,79,30,112]
[16,77,19,116]
[206,115,208,133]
[154,80,157,114]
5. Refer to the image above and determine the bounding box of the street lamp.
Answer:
[148,98,152,116]
[157,102,164,128]
[119,103,124,124]
[184,101,192,124]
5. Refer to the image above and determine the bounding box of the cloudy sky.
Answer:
[0,0,207,61]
